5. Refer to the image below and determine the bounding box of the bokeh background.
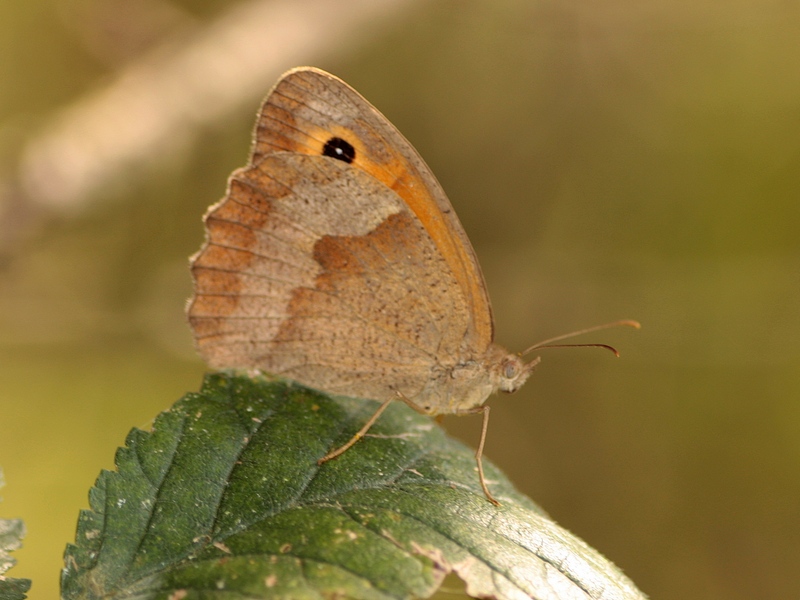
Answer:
[1,1,799,598]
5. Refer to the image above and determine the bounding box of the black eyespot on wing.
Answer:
[322,137,356,164]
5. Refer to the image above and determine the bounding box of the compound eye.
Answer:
[504,360,519,380]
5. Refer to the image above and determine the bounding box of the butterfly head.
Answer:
[490,319,643,396]
[486,347,540,395]
[499,353,541,393]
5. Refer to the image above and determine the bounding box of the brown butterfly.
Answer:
[187,67,638,504]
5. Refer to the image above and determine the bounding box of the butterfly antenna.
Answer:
[521,319,640,358]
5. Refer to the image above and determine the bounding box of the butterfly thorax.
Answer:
[415,344,534,416]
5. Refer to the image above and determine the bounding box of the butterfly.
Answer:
[187,67,638,505]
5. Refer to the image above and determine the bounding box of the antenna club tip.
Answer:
[622,320,642,329]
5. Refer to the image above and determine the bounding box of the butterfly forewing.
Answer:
[251,67,494,351]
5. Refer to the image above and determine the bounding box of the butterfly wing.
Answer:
[252,67,494,351]
[188,67,494,402]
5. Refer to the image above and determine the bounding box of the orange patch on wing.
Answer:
[193,269,242,295]
[264,119,484,334]
[190,295,240,318]
[194,244,256,273]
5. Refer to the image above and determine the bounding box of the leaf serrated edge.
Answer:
[0,471,32,600]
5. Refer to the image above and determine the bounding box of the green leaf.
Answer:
[63,373,647,600]
[0,471,31,600]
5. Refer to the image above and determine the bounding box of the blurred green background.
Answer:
[1,1,799,598]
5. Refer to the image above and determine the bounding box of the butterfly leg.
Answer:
[392,390,436,415]
[317,396,394,464]
[395,392,500,506]
[460,404,500,506]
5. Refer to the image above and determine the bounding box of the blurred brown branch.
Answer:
[0,0,416,256]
